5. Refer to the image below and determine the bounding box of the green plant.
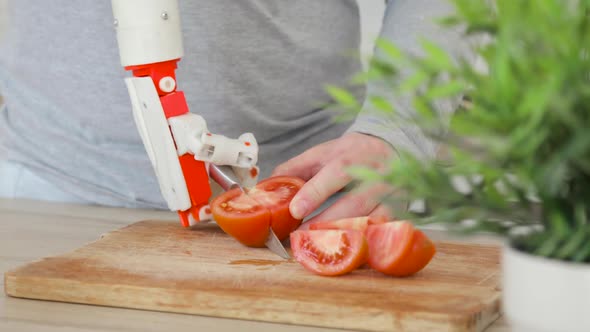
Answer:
[327,0,590,262]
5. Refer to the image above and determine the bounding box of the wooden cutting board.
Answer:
[4,220,502,332]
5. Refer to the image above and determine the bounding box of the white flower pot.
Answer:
[502,244,590,332]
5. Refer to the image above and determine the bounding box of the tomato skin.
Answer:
[252,176,305,240]
[267,204,301,241]
[210,188,270,247]
[210,176,305,247]
[366,221,414,273]
[366,221,436,277]
[309,216,388,233]
[290,229,369,277]
[383,229,436,277]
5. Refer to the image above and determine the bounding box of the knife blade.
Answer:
[209,164,247,192]
[264,228,291,259]
[209,164,291,259]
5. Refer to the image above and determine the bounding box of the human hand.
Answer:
[271,132,399,227]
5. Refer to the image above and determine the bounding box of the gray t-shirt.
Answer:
[0,0,470,209]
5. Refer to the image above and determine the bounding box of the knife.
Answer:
[209,164,291,259]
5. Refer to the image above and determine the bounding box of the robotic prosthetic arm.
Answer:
[111,0,259,227]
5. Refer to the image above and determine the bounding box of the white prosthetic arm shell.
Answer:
[166,113,208,157]
[111,0,183,66]
[126,77,191,212]
[168,114,259,169]
[199,132,259,168]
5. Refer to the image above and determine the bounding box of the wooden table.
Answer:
[0,198,511,331]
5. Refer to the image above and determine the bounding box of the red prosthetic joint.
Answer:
[160,91,189,118]
[125,59,180,96]
[178,154,212,207]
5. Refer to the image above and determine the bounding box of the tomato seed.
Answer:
[301,233,350,264]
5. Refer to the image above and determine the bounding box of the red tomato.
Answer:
[209,188,271,247]
[290,229,369,276]
[247,176,305,241]
[366,221,436,277]
[387,229,436,276]
[309,216,388,233]
[210,176,304,247]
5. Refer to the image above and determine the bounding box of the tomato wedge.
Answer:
[366,221,436,277]
[210,175,305,247]
[387,229,436,277]
[290,229,368,276]
[309,216,388,233]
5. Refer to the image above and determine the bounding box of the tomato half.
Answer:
[290,229,368,276]
[309,216,388,233]
[210,175,305,247]
[210,188,271,247]
[248,176,305,240]
[366,221,436,277]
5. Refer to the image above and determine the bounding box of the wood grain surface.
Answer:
[5,220,502,332]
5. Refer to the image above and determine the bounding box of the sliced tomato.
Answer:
[210,175,305,247]
[210,188,271,247]
[248,176,305,240]
[309,216,388,233]
[366,221,436,277]
[290,229,368,276]
[386,229,436,277]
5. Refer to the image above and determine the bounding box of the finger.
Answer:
[271,140,334,180]
[368,204,394,222]
[297,194,394,231]
[304,182,393,224]
[295,219,317,231]
[289,160,352,219]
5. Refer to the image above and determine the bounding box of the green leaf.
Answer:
[367,58,398,79]
[412,97,436,122]
[325,85,359,109]
[425,80,466,100]
[574,203,588,227]
[534,232,562,257]
[375,38,403,60]
[554,227,588,260]
[436,15,462,27]
[420,39,455,70]
[369,96,394,113]
[401,70,429,92]
[346,165,382,182]
[572,237,590,262]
